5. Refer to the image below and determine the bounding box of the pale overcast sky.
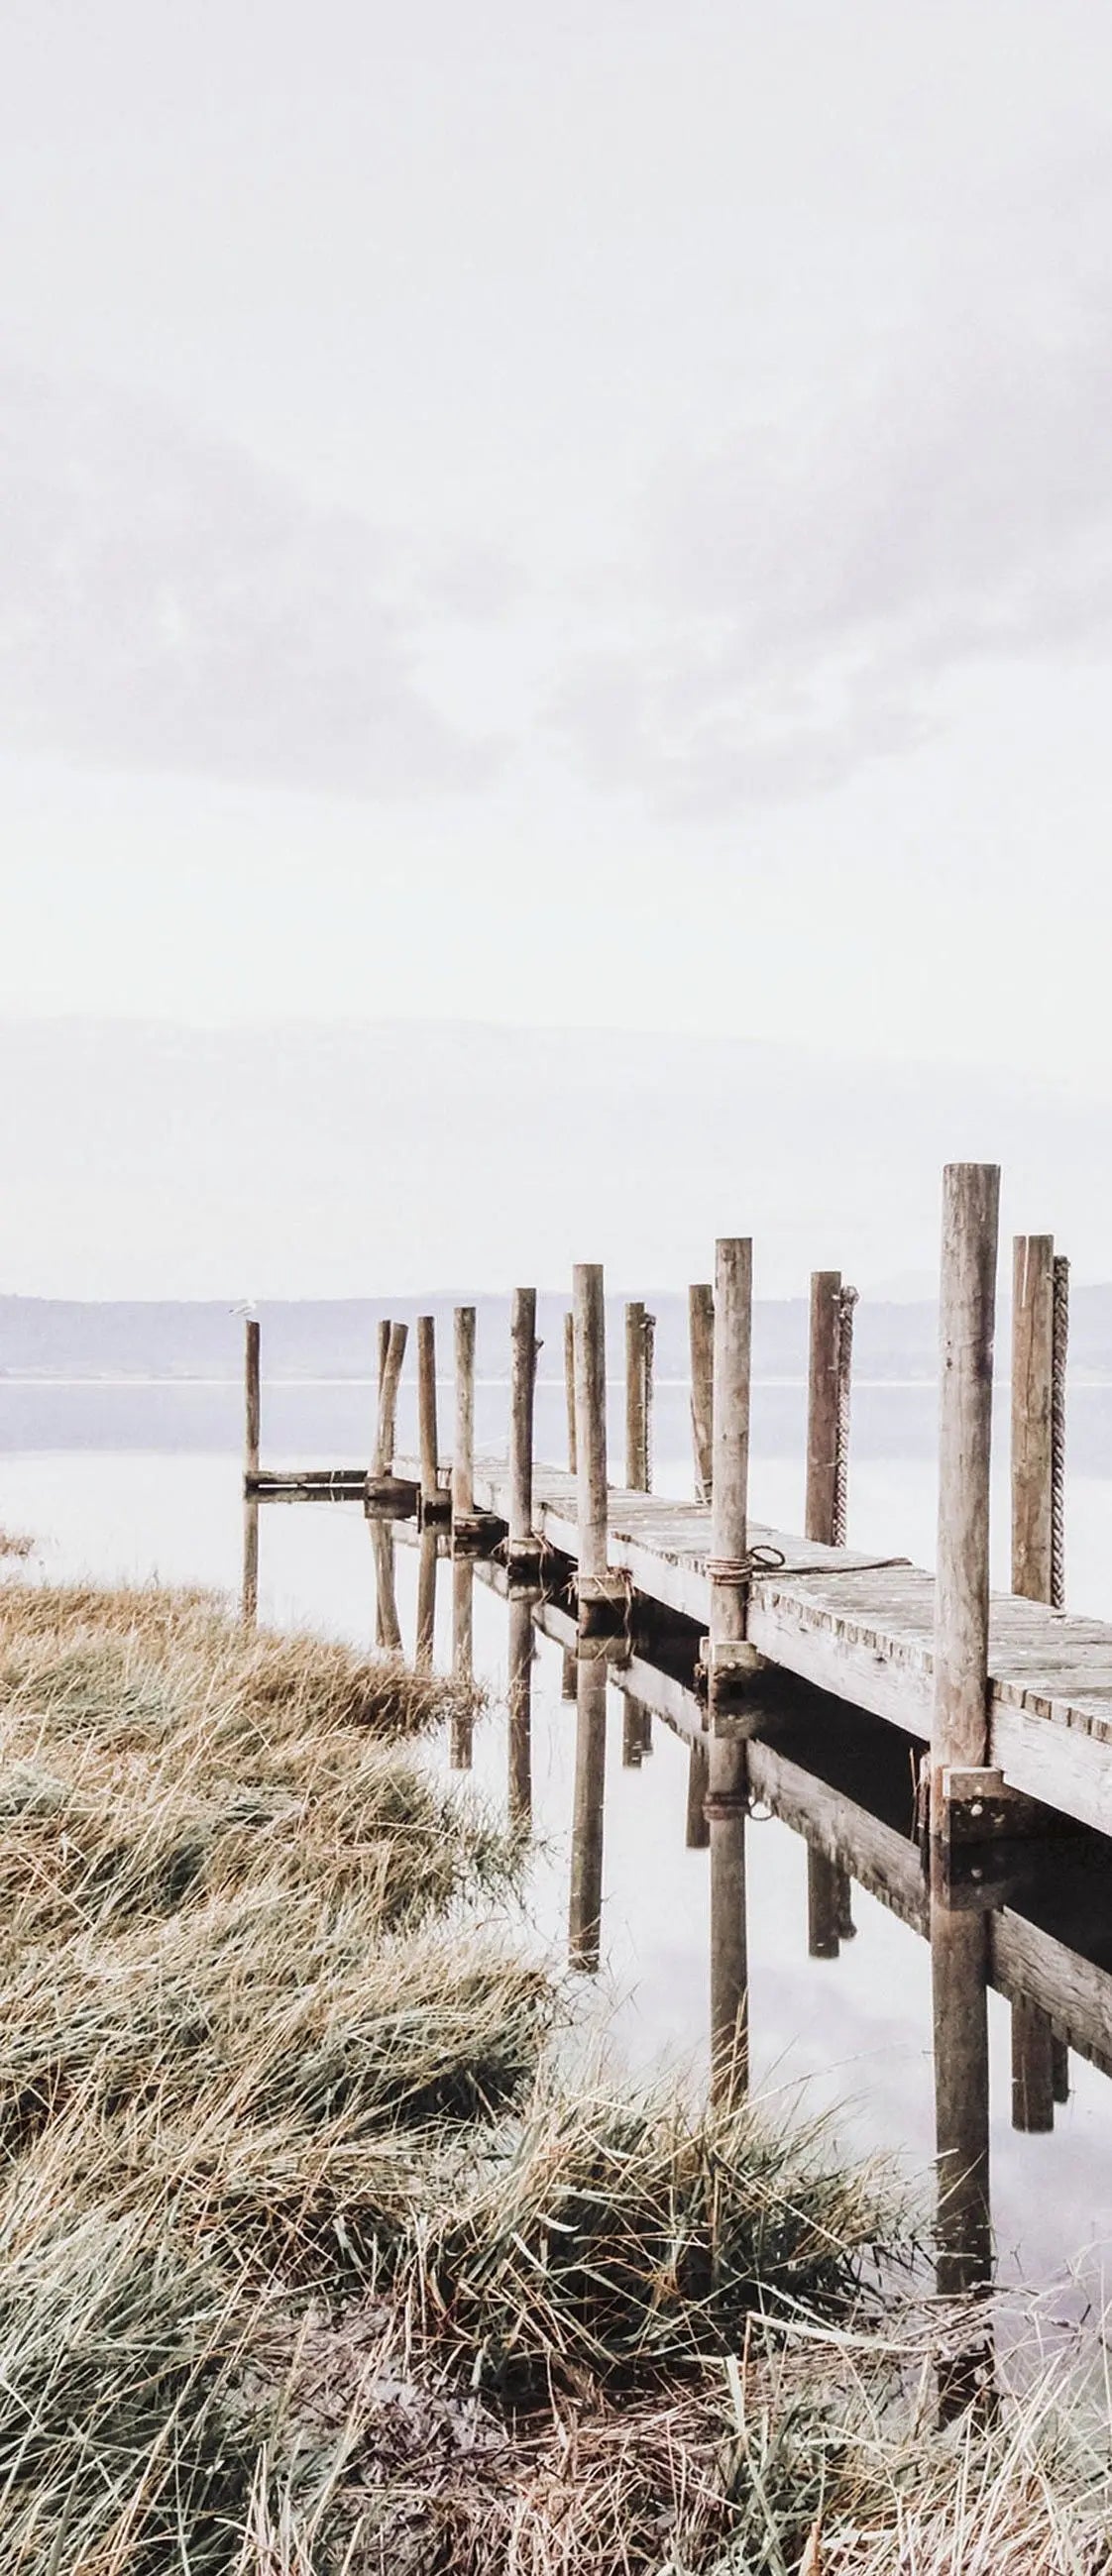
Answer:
[3,2,1112,1287]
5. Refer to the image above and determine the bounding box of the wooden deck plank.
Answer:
[465,1457,1112,1837]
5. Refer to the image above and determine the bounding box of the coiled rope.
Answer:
[833,1284,858,1550]
[1052,1253,1069,1612]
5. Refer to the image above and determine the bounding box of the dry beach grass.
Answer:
[0,1563,1107,2568]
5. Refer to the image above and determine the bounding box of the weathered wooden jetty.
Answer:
[245,1161,1105,1840]
[241,1167,1111,2377]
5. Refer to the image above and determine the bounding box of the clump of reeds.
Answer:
[0,1527,34,1560]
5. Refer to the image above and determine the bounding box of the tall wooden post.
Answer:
[932,1165,1000,1834]
[1009,1236,1064,2123]
[568,1654,608,1970]
[707,1239,755,1702]
[709,1733,748,2103]
[373,1322,408,1479]
[377,1317,390,1392]
[689,1284,715,1503]
[1012,1235,1055,1604]
[244,1317,261,1483]
[624,1301,653,1491]
[805,1272,841,1546]
[452,1306,476,1518]
[450,1556,475,1768]
[563,1312,577,1474]
[506,1591,533,1824]
[416,1315,439,1515]
[573,1264,611,1619]
[508,1288,540,1573]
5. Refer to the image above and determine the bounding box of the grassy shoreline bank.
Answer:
[0,1562,1107,2570]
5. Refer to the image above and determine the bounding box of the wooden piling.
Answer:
[377,1317,390,1390]
[689,1284,715,1503]
[416,1315,440,1515]
[1012,1235,1055,1604]
[706,1239,755,1700]
[805,1272,841,1547]
[624,1301,653,1492]
[568,1655,608,1970]
[561,1645,578,1701]
[508,1287,540,1569]
[373,1321,408,1479]
[807,1846,841,1959]
[1010,1993,1055,2133]
[709,1733,748,2103]
[244,1317,261,1482]
[932,1165,1000,1834]
[1052,2035,1070,2104]
[573,1264,612,1619]
[564,1311,577,1473]
[507,1591,533,1824]
[452,1306,476,1518]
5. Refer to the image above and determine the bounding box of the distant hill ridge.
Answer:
[5,1290,1112,1383]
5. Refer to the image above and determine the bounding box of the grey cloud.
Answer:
[550,293,1112,815]
[0,368,500,798]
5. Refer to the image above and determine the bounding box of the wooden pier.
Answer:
[243,1163,1111,1845]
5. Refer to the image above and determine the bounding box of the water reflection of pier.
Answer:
[356,1522,1112,2408]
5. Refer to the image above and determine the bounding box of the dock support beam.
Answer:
[508,1288,541,1578]
[806,1272,841,1549]
[706,1238,756,1703]
[244,1316,261,1483]
[624,1301,654,1492]
[373,1321,408,1482]
[416,1315,446,1522]
[453,1307,476,1518]
[564,1312,577,1473]
[689,1283,715,1504]
[1010,1993,1055,2132]
[1012,1234,1069,1613]
[573,1264,623,1630]
[450,1556,475,1769]
[932,1164,1000,1839]
[807,1847,843,1959]
[932,1878,993,2416]
[709,1732,749,2103]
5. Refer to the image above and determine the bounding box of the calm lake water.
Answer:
[5,1372,1112,2336]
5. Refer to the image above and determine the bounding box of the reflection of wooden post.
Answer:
[709,1733,748,2102]
[244,1317,261,1481]
[707,1239,754,1703]
[450,1556,475,1769]
[569,1655,607,1971]
[932,1885,992,2308]
[564,1312,577,1473]
[373,1322,408,1478]
[932,1166,1000,1834]
[453,1306,476,1518]
[686,1736,710,1849]
[573,1264,609,1609]
[242,1499,259,1625]
[560,1645,578,1701]
[508,1288,540,1571]
[416,1315,439,1514]
[806,1271,840,1546]
[807,1846,841,1959]
[624,1302,652,1491]
[621,1695,647,1767]
[370,1519,401,1652]
[1012,1235,1055,1603]
[507,1591,533,1824]
[415,1527,437,1670]
[1011,1994,1055,2132]
[689,1284,714,1503]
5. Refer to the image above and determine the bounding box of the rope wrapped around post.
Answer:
[1052,1254,1069,1613]
[707,1545,786,1584]
[833,1284,858,1549]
